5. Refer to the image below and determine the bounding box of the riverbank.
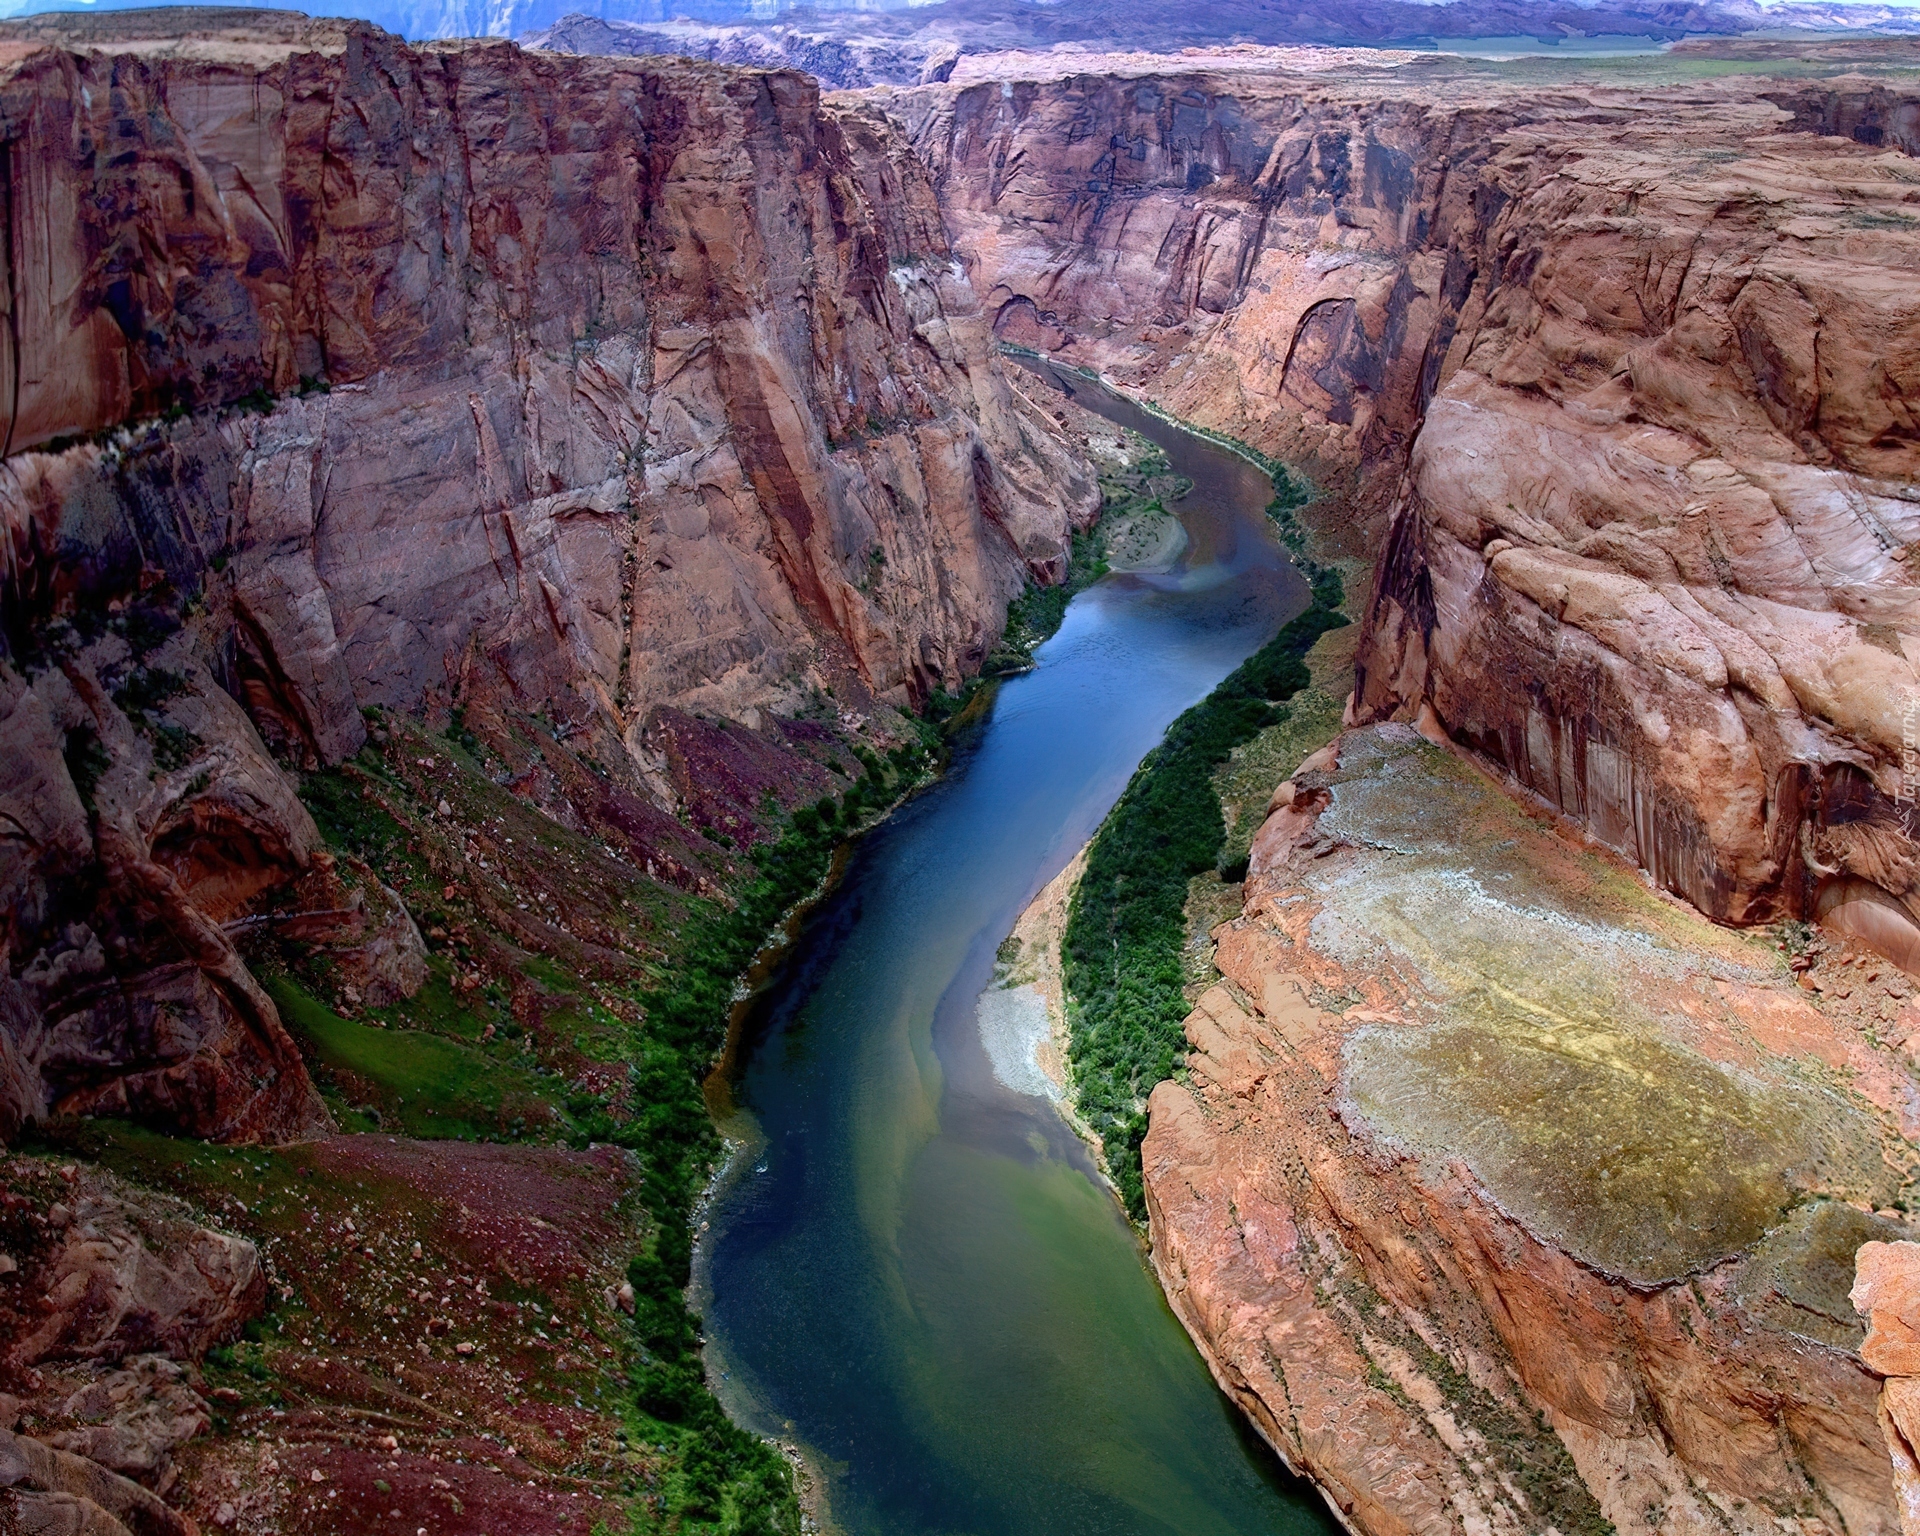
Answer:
[985,845,1086,1099]
[697,363,1334,1536]
[11,694,947,1536]
[986,364,1369,1214]
[1004,581,1364,1191]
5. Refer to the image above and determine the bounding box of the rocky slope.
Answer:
[904,43,1920,968]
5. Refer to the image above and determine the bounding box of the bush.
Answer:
[1062,601,1348,1218]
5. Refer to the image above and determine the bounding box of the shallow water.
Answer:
[697,366,1341,1536]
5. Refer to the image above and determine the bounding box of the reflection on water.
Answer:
[698,366,1341,1536]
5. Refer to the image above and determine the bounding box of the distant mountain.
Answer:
[526,0,1920,88]
[0,0,723,36]
[3,0,1911,51]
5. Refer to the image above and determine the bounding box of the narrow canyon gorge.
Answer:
[1,12,1919,1536]
[904,45,1920,1536]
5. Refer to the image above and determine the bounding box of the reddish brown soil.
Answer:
[164,1136,652,1536]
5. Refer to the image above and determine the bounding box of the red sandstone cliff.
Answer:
[904,52,1920,970]
[908,51,1920,1535]
[0,12,1093,1145]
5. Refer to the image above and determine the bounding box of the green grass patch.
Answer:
[366,958,494,1042]
[989,525,1112,674]
[297,762,432,890]
[1063,600,1348,1219]
[265,973,568,1140]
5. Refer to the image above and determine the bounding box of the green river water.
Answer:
[697,367,1343,1536]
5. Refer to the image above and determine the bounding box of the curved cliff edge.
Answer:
[1146,722,1919,1536]
[903,48,1920,978]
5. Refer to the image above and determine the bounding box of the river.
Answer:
[696,365,1342,1536]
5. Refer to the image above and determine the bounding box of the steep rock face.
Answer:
[1352,107,1920,946]
[1147,724,1919,1536]
[904,70,1480,507]
[0,13,1091,1143]
[905,57,1920,963]
[0,14,1090,712]
[1852,1241,1920,1533]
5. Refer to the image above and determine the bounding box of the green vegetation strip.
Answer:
[595,759,926,1533]
[1062,596,1347,1220]
[292,728,930,1535]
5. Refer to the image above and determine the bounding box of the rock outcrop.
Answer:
[2,1163,265,1374]
[0,12,1092,1142]
[1,1154,266,1522]
[904,48,1920,971]
[1853,1241,1920,1533]
[1148,724,1919,1536]
[0,1426,199,1536]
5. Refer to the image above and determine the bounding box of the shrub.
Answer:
[1062,601,1348,1218]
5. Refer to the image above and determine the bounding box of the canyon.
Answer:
[0,12,1091,1532]
[905,43,1920,954]
[3,11,1920,1536]
[902,39,1920,1536]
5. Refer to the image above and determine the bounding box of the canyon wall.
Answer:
[0,12,1092,1144]
[914,53,1920,1536]
[904,57,1920,963]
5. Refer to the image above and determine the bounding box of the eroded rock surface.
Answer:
[2,1164,264,1374]
[1855,1242,1920,1534]
[905,48,1920,968]
[1145,724,1919,1535]
[0,1426,198,1536]
[0,1154,266,1522]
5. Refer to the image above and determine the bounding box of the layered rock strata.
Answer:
[904,51,1920,967]
[1148,723,1920,1536]
[0,13,1091,1141]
